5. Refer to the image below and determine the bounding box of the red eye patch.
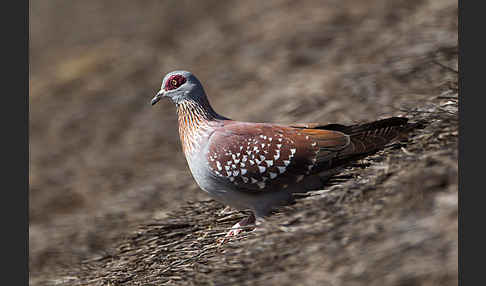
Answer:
[164,74,187,91]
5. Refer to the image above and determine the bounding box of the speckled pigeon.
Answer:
[151,70,416,238]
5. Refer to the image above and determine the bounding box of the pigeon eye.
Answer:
[165,74,186,90]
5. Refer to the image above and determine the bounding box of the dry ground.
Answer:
[30,0,458,285]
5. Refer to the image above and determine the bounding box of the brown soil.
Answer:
[30,0,458,285]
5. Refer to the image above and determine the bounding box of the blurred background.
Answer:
[29,0,457,283]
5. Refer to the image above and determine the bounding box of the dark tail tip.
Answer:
[405,119,427,131]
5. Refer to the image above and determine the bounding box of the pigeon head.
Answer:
[151,70,206,106]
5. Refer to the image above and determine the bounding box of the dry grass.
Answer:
[35,94,457,285]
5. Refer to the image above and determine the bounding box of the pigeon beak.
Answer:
[151,90,164,106]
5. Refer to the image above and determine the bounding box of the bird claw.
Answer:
[226,222,244,237]
[218,214,256,245]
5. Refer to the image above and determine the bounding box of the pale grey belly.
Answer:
[185,147,293,217]
[189,160,292,216]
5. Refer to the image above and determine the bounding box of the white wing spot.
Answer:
[290,149,296,155]
[229,177,235,182]
[241,169,247,175]
[250,160,255,165]
[257,182,265,189]
[269,172,277,179]
[284,160,291,166]
[258,166,266,173]
[266,160,273,167]
[216,161,222,171]
[233,170,239,176]
[259,155,265,161]
[240,162,246,168]
[276,144,282,149]
[311,142,317,147]
[234,159,240,164]
[261,143,265,148]
[268,138,272,142]
[225,165,230,171]
[242,155,248,162]
[232,164,236,169]
[274,154,280,160]
[251,178,258,183]
[277,166,286,174]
